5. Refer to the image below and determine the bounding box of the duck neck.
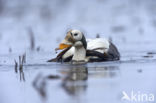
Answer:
[72,46,86,61]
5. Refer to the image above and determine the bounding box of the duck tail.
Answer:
[47,58,58,62]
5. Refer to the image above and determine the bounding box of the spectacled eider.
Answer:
[48,29,120,63]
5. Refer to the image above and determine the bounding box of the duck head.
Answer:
[57,30,87,63]
[58,29,87,50]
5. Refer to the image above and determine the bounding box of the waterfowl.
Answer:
[48,29,120,63]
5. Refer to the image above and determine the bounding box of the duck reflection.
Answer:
[61,66,88,96]
[89,66,119,78]
[32,66,88,99]
[32,65,120,100]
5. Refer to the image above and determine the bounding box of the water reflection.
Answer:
[88,66,119,78]
[32,66,88,100]
[14,62,26,82]
[61,66,88,96]
[32,73,60,100]
[32,65,120,102]
[32,73,47,99]
[14,54,26,82]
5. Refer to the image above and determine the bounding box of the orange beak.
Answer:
[58,43,72,50]
[56,31,74,50]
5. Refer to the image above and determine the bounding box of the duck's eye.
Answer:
[74,33,78,36]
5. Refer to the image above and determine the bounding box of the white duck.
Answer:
[48,29,120,63]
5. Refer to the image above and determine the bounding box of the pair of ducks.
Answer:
[48,29,120,63]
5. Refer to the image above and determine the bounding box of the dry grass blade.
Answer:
[19,55,25,81]
[22,53,26,63]
[28,27,35,50]
[14,60,18,73]
[14,54,26,81]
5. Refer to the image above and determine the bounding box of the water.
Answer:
[0,0,156,103]
[0,51,156,103]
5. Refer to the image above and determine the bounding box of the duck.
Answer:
[48,29,120,63]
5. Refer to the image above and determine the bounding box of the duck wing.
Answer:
[47,47,72,62]
[86,38,120,62]
[86,42,120,62]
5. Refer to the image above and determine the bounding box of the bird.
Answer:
[48,29,120,63]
